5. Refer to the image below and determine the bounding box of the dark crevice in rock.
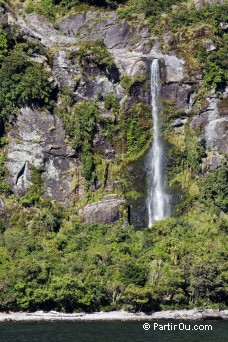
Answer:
[107,66,120,83]
[0,120,5,137]
[15,161,27,185]
[127,205,131,225]
[173,117,187,128]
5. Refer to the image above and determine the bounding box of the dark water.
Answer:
[0,321,227,342]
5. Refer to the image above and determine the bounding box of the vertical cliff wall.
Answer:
[1,4,227,225]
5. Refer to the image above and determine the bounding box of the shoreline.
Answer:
[0,309,228,323]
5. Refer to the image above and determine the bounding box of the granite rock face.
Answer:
[8,11,188,82]
[57,11,145,50]
[0,5,7,24]
[7,107,80,206]
[53,50,81,91]
[190,91,228,154]
[161,83,193,111]
[80,196,129,225]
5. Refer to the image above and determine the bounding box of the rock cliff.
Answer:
[7,107,79,206]
[1,2,227,225]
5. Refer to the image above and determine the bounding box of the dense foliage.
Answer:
[155,3,228,91]
[25,0,127,19]
[0,28,54,121]
[60,101,99,183]
[0,49,52,111]
[72,39,116,72]
[0,206,227,312]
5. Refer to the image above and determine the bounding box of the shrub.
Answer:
[0,47,54,119]
[0,29,8,63]
[59,101,100,183]
[20,166,44,207]
[120,74,146,95]
[103,93,120,112]
[72,39,116,72]
[81,151,96,182]
[198,168,228,212]
[62,101,100,151]
[118,103,152,156]
[0,154,11,195]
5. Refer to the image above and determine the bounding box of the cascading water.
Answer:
[147,59,170,227]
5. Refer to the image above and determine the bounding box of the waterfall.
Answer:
[147,59,170,227]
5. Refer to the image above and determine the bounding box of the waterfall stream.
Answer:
[147,59,170,227]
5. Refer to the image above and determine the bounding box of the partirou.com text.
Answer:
[143,322,213,331]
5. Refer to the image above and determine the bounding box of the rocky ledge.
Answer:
[79,195,129,225]
[0,309,227,322]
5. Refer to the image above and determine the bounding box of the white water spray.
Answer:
[147,59,170,227]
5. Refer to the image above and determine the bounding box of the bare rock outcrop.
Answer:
[7,107,80,206]
[190,91,228,153]
[8,11,188,83]
[53,50,81,91]
[80,195,129,225]
[194,0,226,9]
[161,83,193,111]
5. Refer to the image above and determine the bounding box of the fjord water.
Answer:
[1,321,228,342]
[147,59,170,227]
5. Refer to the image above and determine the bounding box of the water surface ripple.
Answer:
[1,321,227,342]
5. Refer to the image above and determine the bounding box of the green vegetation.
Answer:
[0,29,8,63]
[61,101,99,151]
[26,0,56,19]
[198,168,228,213]
[120,74,147,95]
[118,0,187,22]
[97,102,152,159]
[103,93,120,112]
[0,151,11,195]
[167,130,206,179]
[25,0,127,19]
[156,3,228,91]
[167,3,228,30]
[70,38,116,74]
[59,101,100,183]
[120,103,152,156]
[0,28,54,122]
[0,209,227,312]
[161,94,227,219]
[20,166,44,208]
[0,50,53,110]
